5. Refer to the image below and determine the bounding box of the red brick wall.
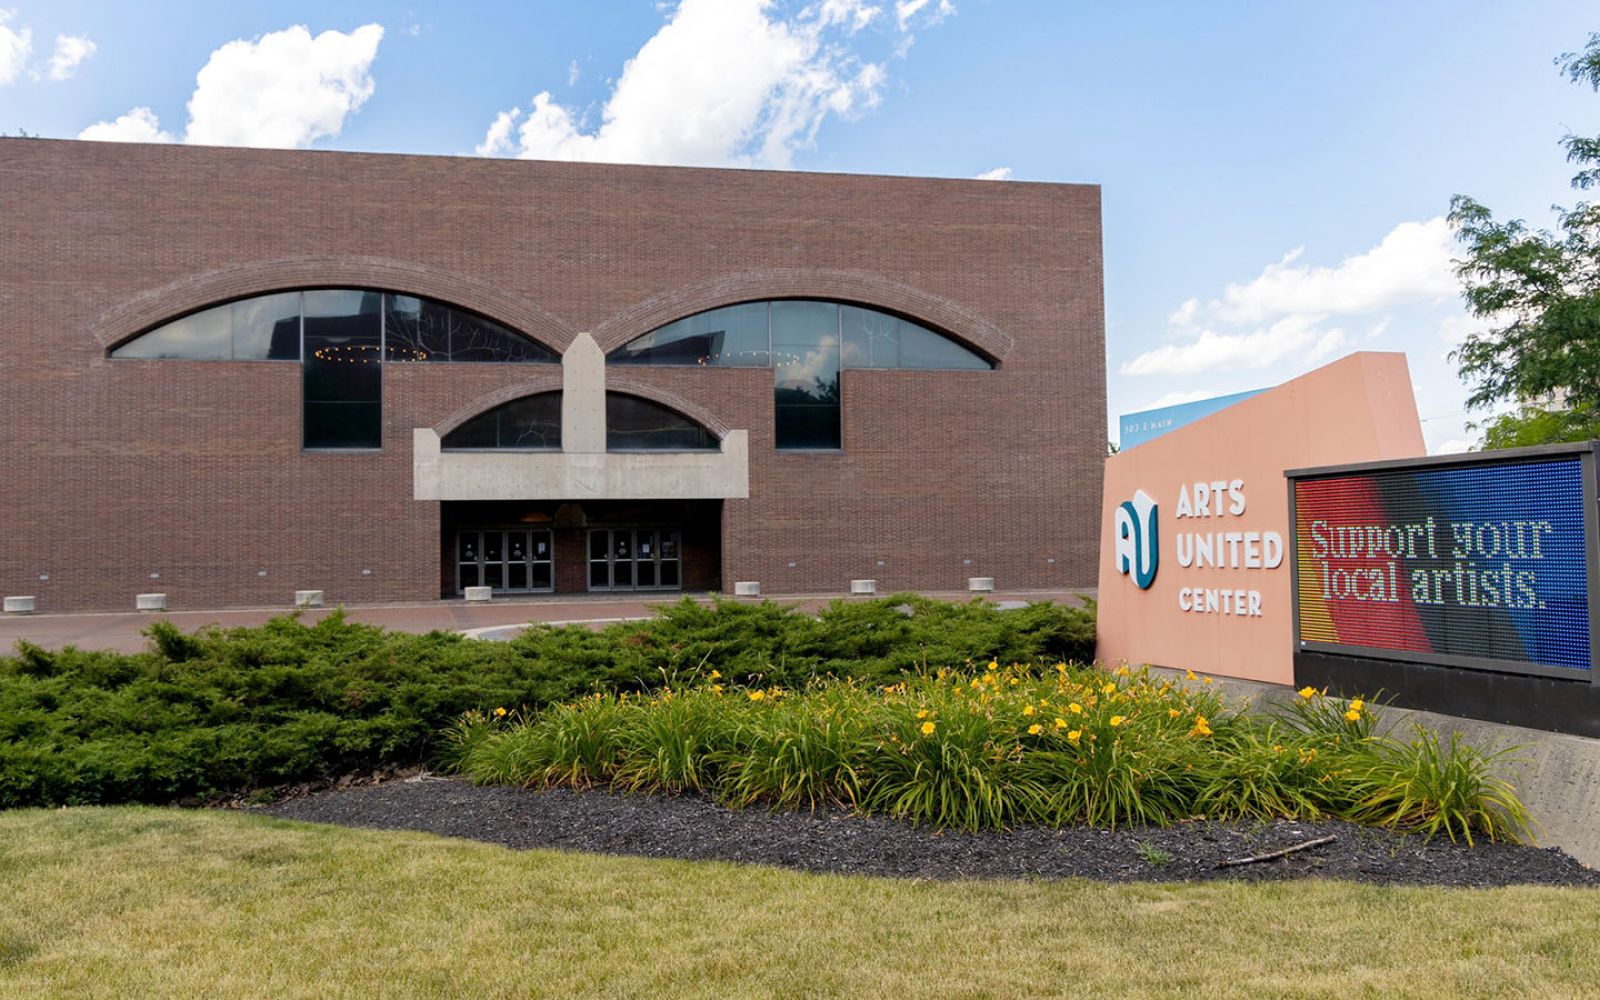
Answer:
[0,138,1105,611]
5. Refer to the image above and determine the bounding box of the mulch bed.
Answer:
[257,775,1600,888]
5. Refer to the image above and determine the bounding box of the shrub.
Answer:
[0,596,1090,807]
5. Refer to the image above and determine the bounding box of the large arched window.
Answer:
[111,289,559,450]
[442,393,562,450]
[607,299,991,450]
[110,290,558,363]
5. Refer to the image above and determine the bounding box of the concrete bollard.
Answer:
[967,577,995,593]
[136,593,167,611]
[464,586,493,603]
[850,579,877,596]
[3,596,35,614]
[733,581,761,597]
[294,590,325,608]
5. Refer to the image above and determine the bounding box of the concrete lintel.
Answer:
[413,428,750,501]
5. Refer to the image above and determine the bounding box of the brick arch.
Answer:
[604,377,735,440]
[90,255,578,354]
[589,268,1014,363]
[432,375,566,437]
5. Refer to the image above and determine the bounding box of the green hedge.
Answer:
[0,595,1093,807]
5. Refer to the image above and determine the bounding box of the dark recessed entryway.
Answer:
[439,499,721,597]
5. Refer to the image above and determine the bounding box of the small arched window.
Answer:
[607,393,717,451]
[443,393,562,450]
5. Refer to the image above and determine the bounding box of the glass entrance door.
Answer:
[587,528,681,591]
[456,528,554,594]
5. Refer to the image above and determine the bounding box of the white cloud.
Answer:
[567,58,580,86]
[79,24,383,149]
[184,24,383,147]
[1122,315,1348,377]
[478,0,945,169]
[1138,388,1231,410]
[974,166,1011,181]
[1206,217,1457,326]
[47,33,95,80]
[0,9,31,85]
[895,0,954,32]
[1433,438,1472,455]
[77,106,173,143]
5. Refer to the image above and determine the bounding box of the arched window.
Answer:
[607,393,717,450]
[607,299,992,450]
[109,290,559,363]
[442,392,562,450]
[111,289,559,450]
[607,300,992,371]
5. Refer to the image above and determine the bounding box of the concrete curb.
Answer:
[1153,666,1600,868]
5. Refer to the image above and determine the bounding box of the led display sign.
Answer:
[1293,454,1594,674]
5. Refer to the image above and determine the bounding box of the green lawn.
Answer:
[0,809,1596,999]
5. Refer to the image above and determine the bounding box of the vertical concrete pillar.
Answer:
[562,332,606,454]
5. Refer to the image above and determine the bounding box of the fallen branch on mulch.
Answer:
[1217,835,1338,869]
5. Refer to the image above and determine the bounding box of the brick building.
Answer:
[0,138,1106,611]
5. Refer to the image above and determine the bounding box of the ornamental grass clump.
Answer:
[447,662,1533,842]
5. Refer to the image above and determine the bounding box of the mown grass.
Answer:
[0,595,1091,807]
[0,808,1596,999]
[449,664,1531,843]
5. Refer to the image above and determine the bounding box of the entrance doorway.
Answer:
[588,528,681,591]
[456,528,554,594]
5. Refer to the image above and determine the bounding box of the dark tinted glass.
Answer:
[232,292,302,360]
[303,289,382,449]
[610,302,770,366]
[772,300,841,449]
[441,392,562,449]
[606,393,717,450]
[840,304,990,369]
[111,303,232,359]
[449,310,558,363]
[383,294,449,362]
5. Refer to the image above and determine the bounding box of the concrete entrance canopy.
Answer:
[1096,352,1426,685]
[413,333,751,501]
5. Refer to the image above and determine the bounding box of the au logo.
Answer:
[1114,489,1159,590]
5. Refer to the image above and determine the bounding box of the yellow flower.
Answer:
[987,659,999,672]
[1069,702,1083,714]
[920,721,937,736]
[1115,665,1130,676]
[1028,723,1043,735]
[1298,686,1318,700]
[1054,717,1068,730]
[711,684,723,694]
[916,709,929,719]
[493,707,508,718]
[1344,709,1361,722]
[1022,704,1036,717]
[749,691,766,701]
[1202,677,1214,685]
[1190,715,1212,737]
[1168,708,1180,719]
[1067,729,1081,743]
[1349,699,1364,713]
[708,670,721,680]
[1101,681,1117,694]
[1185,670,1198,681]
[1109,715,1126,727]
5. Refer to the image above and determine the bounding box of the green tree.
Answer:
[1449,34,1600,446]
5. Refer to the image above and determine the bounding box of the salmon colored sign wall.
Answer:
[1096,352,1426,684]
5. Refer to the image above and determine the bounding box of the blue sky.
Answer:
[3,1,1595,451]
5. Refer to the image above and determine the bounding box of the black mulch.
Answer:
[259,776,1599,888]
